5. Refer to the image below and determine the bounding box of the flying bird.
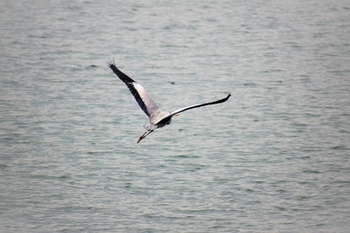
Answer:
[107,60,231,143]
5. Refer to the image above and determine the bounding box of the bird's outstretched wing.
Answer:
[170,93,231,117]
[107,60,160,117]
[155,93,231,125]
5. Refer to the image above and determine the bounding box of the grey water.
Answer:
[1,0,350,232]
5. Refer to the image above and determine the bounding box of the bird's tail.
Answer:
[143,123,158,131]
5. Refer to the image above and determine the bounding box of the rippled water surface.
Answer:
[1,0,350,232]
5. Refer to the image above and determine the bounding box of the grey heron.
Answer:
[107,60,231,143]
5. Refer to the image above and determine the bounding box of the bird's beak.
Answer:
[174,114,180,117]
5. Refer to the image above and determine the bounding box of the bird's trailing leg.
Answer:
[137,130,153,143]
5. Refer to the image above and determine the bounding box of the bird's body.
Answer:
[107,60,231,143]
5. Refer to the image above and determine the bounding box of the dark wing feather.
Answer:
[156,94,231,126]
[107,60,160,117]
[170,94,231,116]
[107,60,135,83]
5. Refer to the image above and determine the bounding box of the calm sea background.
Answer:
[1,0,350,232]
